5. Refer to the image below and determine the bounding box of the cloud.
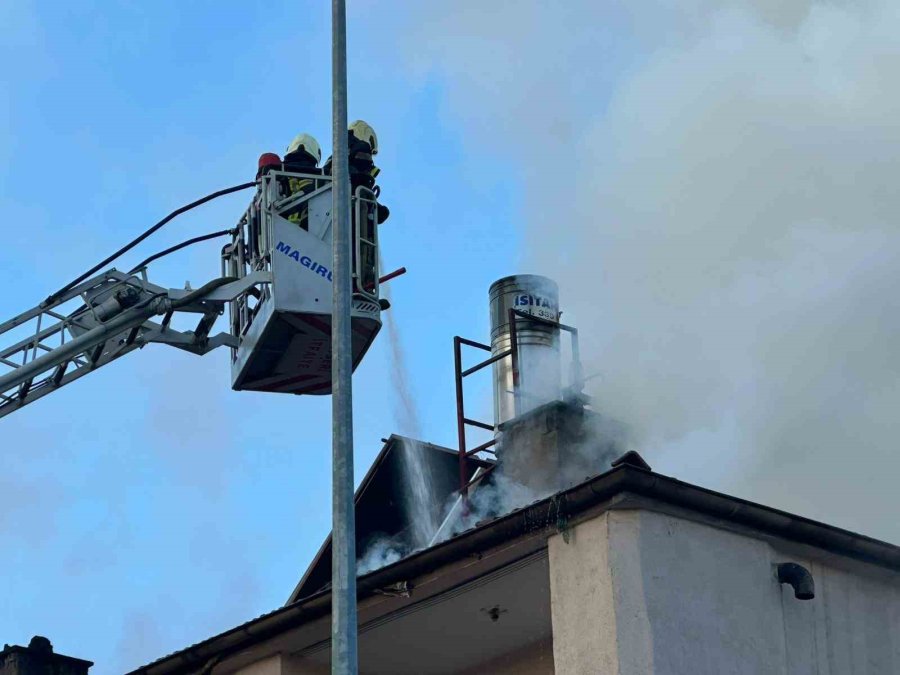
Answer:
[404,0,900,542]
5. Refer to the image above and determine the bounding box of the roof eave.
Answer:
[130,464,900,675]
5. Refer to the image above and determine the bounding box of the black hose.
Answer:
[127,229,235,274]
[44,181,256,306]
[170,277,238,309]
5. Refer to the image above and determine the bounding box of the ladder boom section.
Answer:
[0,269,269,419]
[0,167,387,415]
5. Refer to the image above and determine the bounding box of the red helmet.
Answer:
[257,152,282,176]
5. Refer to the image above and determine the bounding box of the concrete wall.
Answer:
[780,557,900,675]
[232,655,284,675]
[549,509,900,675]
[235,641,553,675]
[459,638,554,675]
[549,514,620,674]
[230,654,329,675]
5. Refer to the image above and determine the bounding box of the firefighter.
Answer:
[244,153,283,257]
[322,121,389,298]
[281,133,322,229]
[323,120,378,190]
[256,152,282,179]
[323,120,389,224]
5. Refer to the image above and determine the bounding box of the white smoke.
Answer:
[438,472,543,540]
[405,0,900,542]
[357,536,406,575]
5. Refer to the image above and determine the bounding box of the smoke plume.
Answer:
[357,536,406,576]
[406,0,900,543]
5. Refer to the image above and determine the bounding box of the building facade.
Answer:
[131,454,900,675]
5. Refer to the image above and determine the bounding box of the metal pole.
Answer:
[453,337,468,498]
[331,0,358,673]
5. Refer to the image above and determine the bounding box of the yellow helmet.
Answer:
[286,133,322,163]
[349,120,378,155]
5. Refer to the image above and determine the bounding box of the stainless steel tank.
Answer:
[490,275,561,428]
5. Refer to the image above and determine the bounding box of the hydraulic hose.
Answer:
[127,229,236,274]
[44,181,256,306]
[170,276,238,309]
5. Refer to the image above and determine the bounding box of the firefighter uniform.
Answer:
[281,133,322,230]
[323,120,390,224]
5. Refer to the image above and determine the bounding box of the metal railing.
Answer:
[353,186,379,302]
[453,308,584,498]
[224,173,382,359]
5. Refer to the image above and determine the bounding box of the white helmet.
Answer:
[286,133,322,163]
[349,120,378,155]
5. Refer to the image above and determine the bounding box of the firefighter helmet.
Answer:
[349,120,378,155]
[257,152,281,171]
[286,133,322,164]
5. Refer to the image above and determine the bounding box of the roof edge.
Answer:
[286,435,492,605]
[131,464,900,675]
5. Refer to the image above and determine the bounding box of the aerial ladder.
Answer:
[0,168,389,419]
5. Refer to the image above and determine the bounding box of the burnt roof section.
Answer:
[130,459,900,675]
[287,435,491,603]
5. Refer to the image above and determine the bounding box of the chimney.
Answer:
[489,275,562,428]
[0,637,92,675]
[498,400,628,493]
[489,275,629,494]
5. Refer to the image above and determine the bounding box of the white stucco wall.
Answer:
[779,557,900,674]
[549,508,900,675]
[549,513,620,674]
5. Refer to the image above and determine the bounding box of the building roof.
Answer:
[287,435,491,603]
[128,453,900,675]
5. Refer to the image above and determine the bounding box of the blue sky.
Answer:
[0,2,562,671]
[5,1,900,673]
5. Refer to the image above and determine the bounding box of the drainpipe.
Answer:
[776,562,815,600]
